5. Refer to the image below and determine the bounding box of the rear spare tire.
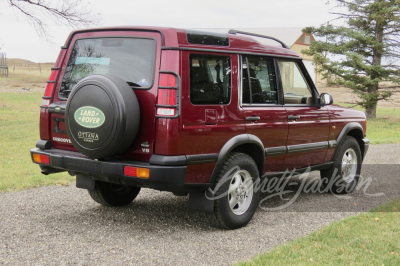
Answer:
[65,75,140,159]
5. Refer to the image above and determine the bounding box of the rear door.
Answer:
[48,30,162,161]
[180,51,245,156]
[277,60,330,170]
[240,55,288,173]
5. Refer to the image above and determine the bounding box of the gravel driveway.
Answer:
[1,144,399,265]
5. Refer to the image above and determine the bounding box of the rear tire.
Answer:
[206,153,260,229]
[320,136,362,194]
[88,181,141,207]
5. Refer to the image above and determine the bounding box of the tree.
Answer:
[5,0,100,40]
[303,0,400,118]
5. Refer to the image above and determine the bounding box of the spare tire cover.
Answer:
[65,74,140,159]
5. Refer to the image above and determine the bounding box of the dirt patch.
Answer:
[318,85,400,108]
[0,79,46,93]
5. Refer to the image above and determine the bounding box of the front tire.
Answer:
[206,153,260,229]
[320,136,362,194]
[88,181,141,207]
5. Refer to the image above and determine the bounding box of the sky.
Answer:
[0,0,338,63]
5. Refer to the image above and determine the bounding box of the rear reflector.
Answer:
[156,108,175,116]
[32,153,50,164]
[124,166,150,178]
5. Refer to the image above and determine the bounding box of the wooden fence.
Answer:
[0,52,8,77]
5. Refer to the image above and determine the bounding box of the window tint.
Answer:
[278,61,313,105]
[190,54,231,105]
[242,56,277,104]
[60,38,156,99]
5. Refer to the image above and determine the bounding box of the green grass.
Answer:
[237,199,400,266]
[338,104,400,144]
[0,92,74,192]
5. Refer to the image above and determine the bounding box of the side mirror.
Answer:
[320,93,333,106]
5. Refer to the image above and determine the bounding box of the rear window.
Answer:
[59,37,156,99]
[190,54,231,105]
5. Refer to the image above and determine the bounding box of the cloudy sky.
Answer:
[0,0,338,63]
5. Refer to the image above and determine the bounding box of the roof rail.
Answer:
[228,29,289,49]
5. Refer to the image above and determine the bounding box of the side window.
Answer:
[278,61,313,105]
[190,54,231,105]
[242,56,278,104]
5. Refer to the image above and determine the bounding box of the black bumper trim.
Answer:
[30,148,210,192]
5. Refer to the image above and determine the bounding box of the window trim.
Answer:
[240,55,281,107]
[58,36,158,100]
[188,53,232,106]
[276,58,320,107]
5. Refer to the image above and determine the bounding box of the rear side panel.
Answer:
[44,30,163,161]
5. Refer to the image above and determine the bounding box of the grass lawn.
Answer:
[0,92,74,192]
[237,199,400,265]
[338,104,400,144]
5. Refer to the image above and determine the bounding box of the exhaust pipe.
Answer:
[40,166,64,175]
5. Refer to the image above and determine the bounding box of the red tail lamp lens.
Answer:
[157,89,176,105]
[159,73,176,87]
[48,69,59,81]
[44,82,55,97]
[43,70,59,98]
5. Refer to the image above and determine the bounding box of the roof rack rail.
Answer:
[228,29,289,49]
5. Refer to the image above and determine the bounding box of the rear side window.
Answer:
[242,56,277,104]
[60,37,156,99]
[190,54,231,105]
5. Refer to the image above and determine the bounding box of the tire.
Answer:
[65,74,140,159]
[206,153,260,229]
[88,181,141,207]
[320,136,362,194]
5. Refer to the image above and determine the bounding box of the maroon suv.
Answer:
[30,27,369,229]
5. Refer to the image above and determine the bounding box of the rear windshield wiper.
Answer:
[127,82,141,87]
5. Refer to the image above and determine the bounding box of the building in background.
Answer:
[201,28,328,88]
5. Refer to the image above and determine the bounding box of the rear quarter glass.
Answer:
[59,37,157,99]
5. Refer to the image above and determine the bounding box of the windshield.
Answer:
[60,37,156,98]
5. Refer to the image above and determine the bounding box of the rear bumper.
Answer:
[30,148,210,192]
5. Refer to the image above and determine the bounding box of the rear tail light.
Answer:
[41,67,60,107]
[156,72,180,118]
[32,153,50,164]
[124,166,150,178]
[157,89,176,106]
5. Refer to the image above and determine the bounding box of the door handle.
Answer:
[246,116,260,121]
[288,115,300,120]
